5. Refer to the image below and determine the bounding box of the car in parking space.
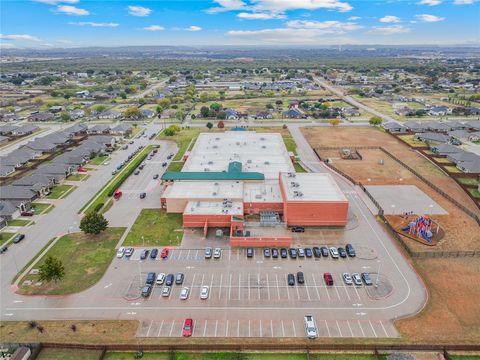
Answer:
[312,247,321,258]
[165,274,174,286]
[175,272,185,285]
[160,248,169,259]
[125,247,134,257]
[139,192,146,199]
[346,243,356,257]
[304,248,313,258]
[271,248,279,258]
[162,162,167,167]
[297,248,305,258]
[289,248,298,259]
[0,245,8,254]
[338,247,347,258]
[116,247,125,258]
[287,273,295,286]
[182,318,193,337]
[304,315,318,339]
[134,170,140,175]
[21,210,34,216]
[162,286,171,297]
[323,272,334,286]
[156,273,166,285]
[297,271,305,284]
[141,285,152,298]
[246,247,254,258]
[200,286,210,299]
[291,226,305,233]
[213,248,222,259]
[150,248,158,259]
[180,287,190,300]
[140,249,149,260]
[153,174,159,180]
[361,272,373,286]
[146,272,156,285]
[263,248,271,258]
[320,247,329,257]
[204,247,212,259]
[112,170,118,175]
[342,273,353,285]
[280,248,288,258]
[329,247,339,259]
[12,234,25,244]
[352,273,362,286]
[139,164,145,170]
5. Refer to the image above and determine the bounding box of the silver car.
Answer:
[161,286,171,297]
[329,247,339,258]
[213,248,221,259]
[352,273,363,286]
[180,287,190,300]
[200,286,209,299]
[342,272,353,285]
[205,247,212,259]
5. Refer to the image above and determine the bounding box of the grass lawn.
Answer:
[32,202,53,215]
[444,165,462,174]
[451,356,480,360]
[17,227,126,295]
[282,134,297,154]
[68,173,90,181]
[0,232,15,245]
[104,352,169,360]
[167,161,184,172]
[468,188,480,198]
[89,155,110,165]
[37,348,101,360]
[123,209,183,247]
[397,135,427,148]
[294,162,307,173]
[46,185,76,199]
[457,177,479,186]
[434,157,454,165]
[7,219,31,227]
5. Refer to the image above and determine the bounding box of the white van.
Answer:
[304,315,318,339]
[156,273,166,285]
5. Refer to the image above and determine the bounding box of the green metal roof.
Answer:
[161,161,264,181]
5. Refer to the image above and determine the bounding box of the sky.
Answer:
[0,0,479,49]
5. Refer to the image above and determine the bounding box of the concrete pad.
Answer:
[364,185,447,215]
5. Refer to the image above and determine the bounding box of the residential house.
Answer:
[12,174,54,197]
[342,107,361,117]
[288,101,300,109]
[394,105,413,117]
[49,106,63,114]
[0,185,37,211]
[28,112,54,122]
[414,132,450,144]
[404,121,427,132]
[64,123,88,137]
[1,154,28,169]
[0,125,17,136]
[98,109,121,120]
[0,165,15,177]
[141,109,155,119]
[224,108,239,120]
[448,130,476,143]
[70,109,85,120]
[11,124,39,137]
[0,200,20,221]
[457,157,480,174]
[383,122,407,133]
[464,120,480,131]
[91,91,111,100]
[425,122,452,133]
[428,106,450,116]
[282,108,304,119]
[75,90,90,98]
[25,138,58,153]
[0,135,8,146]
[447,150,479,164]
[430,143,462,155]
[255,111,273,120]
[88,124,111,135]
[54,152,87,167]
[110,123,132,136]
[36,163,74,181]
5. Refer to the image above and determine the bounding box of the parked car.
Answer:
[113,190,122,200]
[352,273,363,286]
[297,248,305,258]
[134,170,140,175]
[329,247,339,259]
[139,164,145,170]
[175,272,184,285]
[246,247,254,258]
[304,315,318,339]
[337,247,347,258]
[162,162,167,167]
[280,248,288,258]
[116,247,125,258]
[161,286,171,297]
[304,248,313,258]
[182,318,193,337]
[112,170,118,175]
[20,210,34,216]
[141,285,152,298]
[289,248,298,259]
[287,273,295,286]
[297,271,305,284]
[263,248,271,258]
[204,247,212,259]
[323,272,334,286]
[78,168,88,173]
[12,234,25,244]
[291,226,305,233]
[180,287,190,300]
[139,192,146,199]
[200,286,210,299]
[361,272,373,286]
[312,247,321,258]
[0,245,8,254]
[125,247,134,257]
[160,248,169,259]
[146,272,156,285]
[342,273,353,285]
[140,249,149,260]
[213,248,222,259]
[320,247,329,257]
[156,273,166,285]
[153,174,159,179]
[346,243,356,257]
[271,248,279,258]
[150,248,158,259]
[165,274,174,286]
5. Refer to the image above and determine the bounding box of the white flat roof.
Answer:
[163,181,244,200]
[183,131,294,180]
[243,180,282,203]
[183,200,243,215]
[280,172,347,202]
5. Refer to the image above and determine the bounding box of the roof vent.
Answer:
[212,192,217,196]
[264,161,270,165]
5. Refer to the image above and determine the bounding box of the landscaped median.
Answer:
[79,145,154,214]
[17,227,126,295]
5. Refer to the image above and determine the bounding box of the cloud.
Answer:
[237,12,285,19]
[453,0,476,4]
[69,22,119,27]
[56,5,89,15]
[286,20,362,31]
[415,13,445,21]
[0,34,41,41]
[186,25,202,31]
[0,43,20,49]
[417,0,442,5]
[56,39,73,44]
[209,0,353,14]
[207,0,247,13]
[143,25,165,31]
[379,15,401,23]
[32,0,78,4]
[369,25,410,34]
[348,16,361,20]
[128,5,152,16]
[227,28,356,44]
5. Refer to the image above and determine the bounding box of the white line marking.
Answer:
[215,320,218,337]
[270,319,274,337]
[281,320,285,337]
[169,320,175,337]
[248,273,251,300]
[228,250,231,261]
[257,273,261,299]
[210,274,214,296]
[218,274,223,299]
[369,320,378,337]
[186,249,190,259]
[285,274,290,300]
[228,273,232,300]
[305,279,311,301]
[226,319,229,337]
[237,320,240,337]
[248,319,251,337]
[146,320,153,337]
[203,320,208,337]
[336,320,343,337]
[259,320,262,337]
[276,274,280,299]
[295,282,301,300]
[292,319,297,337]
[158,320,164,337]
[380,321,389,337]
[358,320,366,337]
[238,273,241,300]
[347,320,354,337]
[325,320,331,337]
[312,274,321,300]
[266,274,271,300]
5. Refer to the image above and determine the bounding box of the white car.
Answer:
[180,287,190,300]
[156,273,166,285]
[104,161,110,165]
[116,247,125,258]
[342,272,353,285]
[200,286,209,299]
[329,247,339,259]
[161,286,171,297]
[304,315,318,339]
[213,248,222,259]
[352,273,363,286]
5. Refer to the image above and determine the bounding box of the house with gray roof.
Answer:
[457,157,480,174]
[414,132,450,144]
[447,150,479,164]
[25,139,58,153]
[64,123,87,136]
[0,135,8,145]
[36,163,74,181]
[12,124,39,136]
[430,143,463,155]
[383,121,407,133]
[428,106,450,116]
[0,165,15,177]
[0,200,20,221]
[141,109,155,118]
[1,155,27,168]
[464,120,480,131]
[98,109,121,120]
[88,124,111,135]
[110,123,132,136]
[0,125,17,136]
[0,185,37,210]
[28,112,54,122]
[404,121,427,132]
[282,108,304,119]
[12,174,54,197]
[425,122,452,132]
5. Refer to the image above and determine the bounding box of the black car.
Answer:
[13,234,25,244]
[139,192,146,199]
[246,247,254,258]
[153,174,159,179]
[0,245,8,254]
[134,170,140,175]
[280,248,288,258]
[165,274,174,286]
[175,272,184,285]
[289,248,298,259]
[338,247,347,258]
[271,248,279,258]
[312,247,322,258]
[140,249,149,260]
[297,271,305,284]
[263,248,271,258]
[346,243,356,257]
[304,248,313,258]
[320,246,329,257]
[291,226,305,233]
[287,274,295,286]
[150,248,158,259]
[146,272,156,285]
[162,162,167,167]
[141,285,152,298]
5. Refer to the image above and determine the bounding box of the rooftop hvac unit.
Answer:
[255,194,262,199]
[264,161,270,164]
[290,182,300,187]
[214,182,219,185]
[287,172,296,178]
[215,137,220,140]
[213,145,218,149]
[247,159,252,163]
[262,145,266,149]
[208,161,213,165]
[204,168,210,172]
[260,137,265,140]
[212,192,217,196]
[236,142,240,145]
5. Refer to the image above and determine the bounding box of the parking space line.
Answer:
[228,250,231,262]
[333,282,341,300]
[191,321,196,337]
[146,320,153,336]
[257,273,261,299]
[379,321,389,337]
[281,320,285,337]
[248,320,251,337]
[218,274,223,299]
[248,273,251,300]
[210,274,214,296]
[285,274,290,300]
[237,250,239,261]
[259,320,262,337]
[311,274,321,300]
[336,320,342,337]
[270,320,274,337]
[238,273,241,300]
[295,282,300,300]
[237,320,240,337]
[228,273,232,300]
[226,319,229,337]
[215,320,218,337]
[275,274,280,299]
[305,281,311,301]
[158,320,164,337]
[292,319,297,337]
[369,320,378,337]
[186,249,190,260]
[353,284,361,300]
[195,249,199,259]
[323,276,331,300]
[169,320,175,337]
[325,320,331,337]
[203,320,207,337]
[347,320,354,337]
[190,274,196,292]
[342,283,351,301]
[266,274,270,300]
[358,320,366,337]
[200,274,205,287]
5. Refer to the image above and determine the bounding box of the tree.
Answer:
[38,256,65,284]
[175,110,185,122]
[199,92,209,103]
[200,106,209,118]
[210,103,221,112]
[217,120,225,129]
[60,112,71,122]
[329,118,340,127]
[120,92,127,99]
[206,122,213,130]
[80,211,108,235]
[369,116,383,126]
[156,105,163,115]
[123,106,141,119]
[157,98,171,108]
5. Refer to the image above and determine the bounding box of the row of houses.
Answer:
[0,124,40,145]
[87,123,133,136]
[384,120,480,136]
[430,143,480,173]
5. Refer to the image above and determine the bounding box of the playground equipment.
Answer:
[401,215,438,243]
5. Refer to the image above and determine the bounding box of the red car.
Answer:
[113,190,123,200]
[182,318,193,337]
[160,248,169,259]
[21,211,34,216]
[78,168,88,173]
[323,272,334,286]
